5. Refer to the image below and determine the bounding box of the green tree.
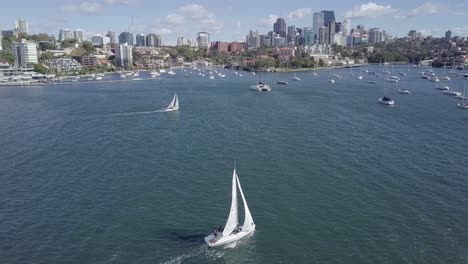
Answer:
[39,52,54,62]
[33,63,48,74]
[81,41,96,55]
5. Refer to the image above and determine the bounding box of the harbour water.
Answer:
[1,67,467,263]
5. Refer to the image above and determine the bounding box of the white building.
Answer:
[15,18,29,35]
[343,19,351,36]
[196,32,210,49]
[115,43,133,68]
[12,39,38,67]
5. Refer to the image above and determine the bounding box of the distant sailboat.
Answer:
[162,93,179,112]
[251,73,271,92]
[292,74,301,81]
[458,83,468,109]
[205,167,255,247]
[379,71,395,105]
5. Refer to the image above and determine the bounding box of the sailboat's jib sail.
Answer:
[222,169,238,236]
[236,174,255,232]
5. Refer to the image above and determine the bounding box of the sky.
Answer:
[1,0,467,45]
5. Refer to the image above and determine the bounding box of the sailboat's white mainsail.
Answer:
[173,94,179,110]
[236,174,255,231]
[222,169,238,236]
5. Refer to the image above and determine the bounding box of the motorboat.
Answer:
[399,88,411,94]
[443,90,462,96]
[379,96,395,105]
[276,81,288,85]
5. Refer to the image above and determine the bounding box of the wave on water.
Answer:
[106,110,163,116]
[159,245,225,264]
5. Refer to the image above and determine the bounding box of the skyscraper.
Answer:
[136,34,146,46]
[73,30,84,42]
[287,25,296,45]
[445,30,452,40]
[115,43,133,68]
[313,12,323,43]
[119,32,134,45]
[327,21,336,44]
[273,18,287,38]
[318,27,327,44]
[303,27,314,46]
[246,30,260,48]
[107,31,116,44]
[321,10,336,26]
[154,35,162,47]
[12,39,38,67]
[343,19,351,35]
[197,32,210,49]
[15,18,29,35]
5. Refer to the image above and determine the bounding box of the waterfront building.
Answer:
[136,34,146,46]
[15,18,29,35]
[118,32,134,45]
[115,43,133,68]
[197,32,210,49]
[11,39,38,67]
[273,18,287,38]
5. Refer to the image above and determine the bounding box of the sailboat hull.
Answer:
[205,229,255,247]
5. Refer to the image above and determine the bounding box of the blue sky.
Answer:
[1,0,467,44]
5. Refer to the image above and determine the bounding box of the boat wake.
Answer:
[159,245,224,264]
[107,110,163,116]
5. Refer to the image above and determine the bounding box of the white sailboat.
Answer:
[251,73,271,92]
[162,93,179,112]
[205,168,255,247]
[458,84,468,109]
[379,72,395,105]
[292,74,301,81]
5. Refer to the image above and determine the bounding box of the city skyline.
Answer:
[1,0,468,44]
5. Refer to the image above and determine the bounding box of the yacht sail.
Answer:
[222,169,239,237]
[163,93,179,112]
[236,173,255,232]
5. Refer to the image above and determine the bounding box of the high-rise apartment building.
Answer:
[107,31,116,44]
[136,34,146,46]
[197,32,210,49]
[146,34,158,47]
[73,30,84,42]
[115,43,133,68]
[12,39,38,67]
[287,25,296,45]
[119,32,134,45]
[59,29,72,41]
[273,18,287,38]
[368,28,384,44]
[15,18,29,35]
[343,19,351,35]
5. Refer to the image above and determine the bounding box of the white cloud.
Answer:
[454,11,465,16]
[163,14,185,26]
[257,14,278,27]
[62,1,102,14]
[452,26,468,35]
[288,8,312,20]
[345,2,396,19]
[410,3,440,16]
[103,0,136,4]
[393,13,408,19]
